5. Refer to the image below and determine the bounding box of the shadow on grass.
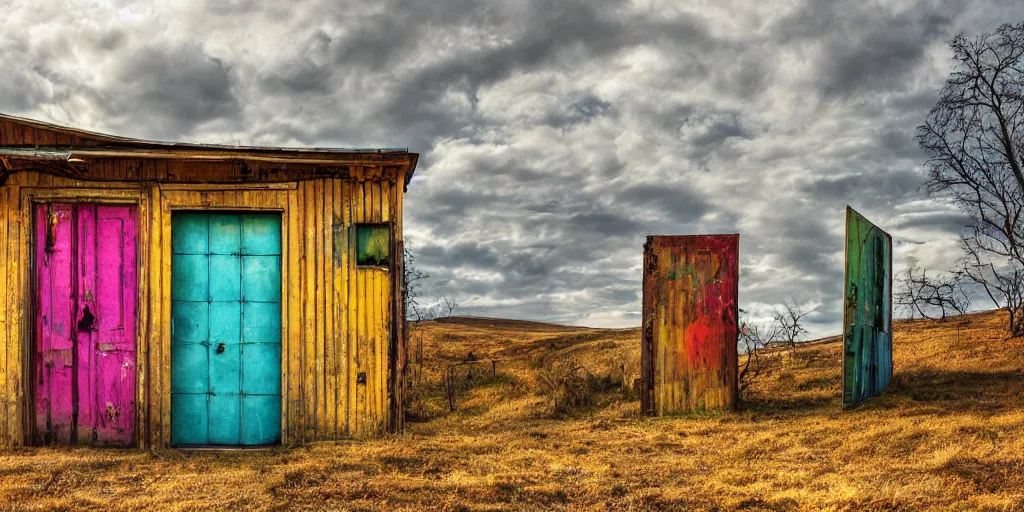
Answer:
[740,367,1024,417]
[884,369,1024,409]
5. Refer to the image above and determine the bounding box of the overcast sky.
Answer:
[4,0,1024,337]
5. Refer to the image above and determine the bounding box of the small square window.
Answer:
[355,224,390,267]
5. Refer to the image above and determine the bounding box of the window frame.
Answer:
[354,222,392,269]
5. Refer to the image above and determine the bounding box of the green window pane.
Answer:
[356,224,390,266]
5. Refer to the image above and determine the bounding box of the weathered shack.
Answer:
[842,206,892,409]
[0,113,417,448]
[641,234,739,415]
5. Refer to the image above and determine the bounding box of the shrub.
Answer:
[535,360,625,416]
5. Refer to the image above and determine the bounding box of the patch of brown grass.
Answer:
[3,311,1023,511]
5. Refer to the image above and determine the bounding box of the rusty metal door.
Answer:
[170,212,282,446]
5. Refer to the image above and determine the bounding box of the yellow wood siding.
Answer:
[0,171,403,447]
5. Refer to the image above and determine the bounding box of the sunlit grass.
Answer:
[1,311,1022,511]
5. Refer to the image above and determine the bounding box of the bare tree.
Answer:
[403,243,431,387]
[895,263,972,320]
[440,296,459,318]
[916,23,1024,336]
[403,244,430,323]
[774,300,811,353]
[738,309,783,396]
[957,238,1023,334]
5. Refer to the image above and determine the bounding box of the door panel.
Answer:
[171,212,282,446]
[242,394,281,445]
[208,394,241,445]
[171,393,208,445]
[90,206,138,443]
[842,207,893,409]
[35,204,75,444]
[34,203,137,445]
[640,235,739,415]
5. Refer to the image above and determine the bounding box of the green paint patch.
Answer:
[356,224,390,267]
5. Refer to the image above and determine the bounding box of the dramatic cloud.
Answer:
[4,0,1024,336]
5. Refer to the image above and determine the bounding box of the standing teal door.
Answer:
[171,212,282,446]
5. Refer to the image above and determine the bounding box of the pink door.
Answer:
[34,203,137,445]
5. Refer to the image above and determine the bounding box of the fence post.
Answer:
[492,360,496,377]
[445,367,456,412]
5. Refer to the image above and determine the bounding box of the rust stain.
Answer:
[106,402,120,421]
[641,235,740,415]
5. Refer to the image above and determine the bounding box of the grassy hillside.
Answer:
[2,311,1023,511]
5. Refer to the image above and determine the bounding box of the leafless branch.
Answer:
[917,23,1024,336]
[895,264,972,321]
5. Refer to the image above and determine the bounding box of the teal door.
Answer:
[171,212,282,446]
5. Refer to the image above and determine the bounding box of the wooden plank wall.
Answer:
[294,178,394,441]
[0,118,91,146]
[0,170,403,447]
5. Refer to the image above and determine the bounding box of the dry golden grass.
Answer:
[2,311,1023,511]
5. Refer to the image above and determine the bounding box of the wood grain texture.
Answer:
[33,204,138,446]
[642,235,740,415]
[0,170,405,448]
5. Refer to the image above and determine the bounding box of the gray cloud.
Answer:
[3,0,1022,335]
[99,42,241,139]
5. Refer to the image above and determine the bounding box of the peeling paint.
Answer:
[641,235,739,415]
[34,203,137,446]
[842,207,893,409]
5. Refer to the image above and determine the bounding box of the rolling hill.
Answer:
[1,310,1022,511]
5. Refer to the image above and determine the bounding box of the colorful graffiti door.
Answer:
[842,206,893,409]
[171,213,282,446]
[34,203,138,445]
[641,235,740,415]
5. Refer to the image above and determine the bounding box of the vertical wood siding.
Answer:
[0,172,404,447]
[641,235,740,415]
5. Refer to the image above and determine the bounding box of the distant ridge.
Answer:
[428,316,609,332]
[425,309,1001,346]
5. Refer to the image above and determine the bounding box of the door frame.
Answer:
[21,186,148,447]
[159,185,294,448]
